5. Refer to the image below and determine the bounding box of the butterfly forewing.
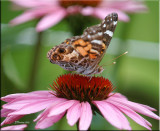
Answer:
[47,13,118,75]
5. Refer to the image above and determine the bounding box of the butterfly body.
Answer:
[47,13,118,75]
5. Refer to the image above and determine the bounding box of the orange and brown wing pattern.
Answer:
[47,13,118,75]
[80,13,118,63]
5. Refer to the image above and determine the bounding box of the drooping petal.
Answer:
[105,102,131,130]
[1,124,27,130]
[1,91,52,102]
[29,90,54,97]
[100,0,148,13]
[108,94,157,111]
[3,96,55,110]
[11,0,58,8]
[1,115,24,126]
[1,108,14,117]
[1,93,26,102]
[10,10,38,26]
[109,93,128,100]
[107,100,152,130]
[35,112,65,129]
[67,102,81,126]
[48,100,78,117]
[139,104,157,112]
[93,101,123,129]
[10,8,53,26]
[34,98,67,122]
[81,7,129,22]
[8,99,54,115]
[36,8,67,32]
[79,102,92,130]
[108,97,160,120]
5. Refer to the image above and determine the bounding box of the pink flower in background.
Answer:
[1,74,159,130]
[1,124,27,130]
[10,0,147,32]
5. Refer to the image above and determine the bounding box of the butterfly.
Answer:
[47,13,118,76]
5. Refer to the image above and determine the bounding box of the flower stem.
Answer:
[76,122,79,131]
[87,126,91,131]
[27,31,43,91]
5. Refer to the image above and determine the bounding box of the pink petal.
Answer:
[106,102,131,130]
[81,7,129,22]
[29,90,53,96]
[1,93,26,102]
[1,109,14,117]
[79,102,92,130]
[67,5,82,14]
[36,8,67,32]
[1,115,24,126]
[3,96,55,110]
[10,11,38,26]
[107,100,152,130]
[93,101,123,129]
[34,98,68,122]
[1,124,27,130]
[10,8,53,26]
[34,109,49,122]
[8,99,54,115]
[106,0,148,13]
[109,97,160,120]
[11,0,42,8]
[35,112,65,129]
[11,0,58,8]
[109,93,128,100]
[48,100,78,117]
[67,102,81,126]
[108,95,156,111]
[1,91,52,102]
[139,104,157,111]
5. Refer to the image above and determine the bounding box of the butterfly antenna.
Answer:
[101,51,128,67]
[111,51,128,62]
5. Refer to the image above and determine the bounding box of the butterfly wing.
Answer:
[82,13,118,62]
[47,13,118,75]
[74,13,118,75]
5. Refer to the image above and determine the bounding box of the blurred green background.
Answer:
[1,0,159,130]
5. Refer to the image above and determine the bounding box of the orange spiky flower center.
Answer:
[59,0,102,8]
[50,74,115,102]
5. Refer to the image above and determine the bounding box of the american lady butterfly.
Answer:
[47,13,118,75]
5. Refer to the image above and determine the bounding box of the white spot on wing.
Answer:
[113,21,117,25]
[104,30,113,37]
[103,24,106,28]
[87,35,91,39]
[90,49,100,55]
[64,50,79,59]
[98,32,103,36]
[91,40,102,45]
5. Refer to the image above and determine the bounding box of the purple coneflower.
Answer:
[10,0,147,32]
[1,74,159,130]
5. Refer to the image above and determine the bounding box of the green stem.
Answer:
[88,126,91,131]
[76,122,79,131]
[27,31,43,91]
